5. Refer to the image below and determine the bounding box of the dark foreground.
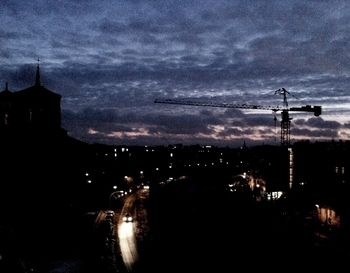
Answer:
[1,179,350,273]
[139,181,350,272]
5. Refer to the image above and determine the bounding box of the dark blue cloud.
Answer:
[2,0,350,145]
[294,117,342,129]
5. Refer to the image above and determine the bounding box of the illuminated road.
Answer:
[94,181,350,273]
[117,188,149,272]
[118,222,137,271]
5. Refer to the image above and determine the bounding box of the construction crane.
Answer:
[154,88,322,146]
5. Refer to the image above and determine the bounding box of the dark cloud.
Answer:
[294,117,342,129]
[62,107,223,137]
[2,0,350,145]
[292,128,339,138]
[244,116,277,128]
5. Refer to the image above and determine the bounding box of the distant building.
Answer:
[0,64,62,135]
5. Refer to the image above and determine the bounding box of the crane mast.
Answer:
[154,89,322,146]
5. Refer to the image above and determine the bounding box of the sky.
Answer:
[1,0,350,147]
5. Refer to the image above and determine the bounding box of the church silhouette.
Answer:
[0,64,64,136]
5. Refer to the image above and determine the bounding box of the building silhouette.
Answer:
[0,64,89,216]
[0,64,63,136]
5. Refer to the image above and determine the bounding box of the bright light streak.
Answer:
[118,222,138,271]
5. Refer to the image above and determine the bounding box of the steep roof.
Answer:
[17,84,61,99]
[16,64,61,99]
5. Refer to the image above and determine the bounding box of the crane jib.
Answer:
[155,89,322,146]
[154,99,282,112]
[155,99,321,116]
[154,97,322,146]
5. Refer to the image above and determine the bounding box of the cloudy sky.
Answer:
[1,0,350,146]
